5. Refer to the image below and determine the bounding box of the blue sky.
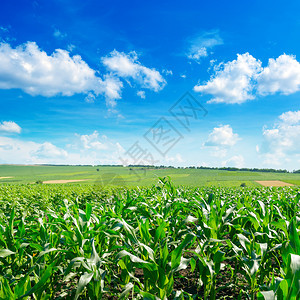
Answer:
[0,0,300,170]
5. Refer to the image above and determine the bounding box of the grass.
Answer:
[1,165,300,187]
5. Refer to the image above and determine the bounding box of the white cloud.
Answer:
[74,131,124,155]
[222,155,245,168]
[279,110,300,124]
[0,131,125,165]
[187,30,223,62]
[195,53,300,104]
[101,75,123,107]
[102,50,166,92]
[137,90,146,99]
[0,121,21,133]
[0,41,166,108]
[259,110,300,166]
[204,125,240,147]
[77,131,108,150]
[0,136,68,164]
[189,47,208,60]
[0,41,123,106]
[70,131,125,165]
[262,124,300,154]
[194,53,262,104]
[256,54,300,95]
[84,92,96,103]
[162,69,173,76]
[33,142,68,158]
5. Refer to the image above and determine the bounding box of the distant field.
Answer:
[1,165,300,187]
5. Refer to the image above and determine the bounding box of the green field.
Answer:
[1,165,300,298]
[1,165,300,187]
[0,178,299,299]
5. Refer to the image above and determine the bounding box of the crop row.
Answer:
[0,178,299,299]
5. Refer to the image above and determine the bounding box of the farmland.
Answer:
[1,165,300,187]
[0,176,300,299]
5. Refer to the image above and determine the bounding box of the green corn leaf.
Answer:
[257,291,275,300]
[0,248,15,258]
[0,277,14,300]
[190,257,196,272]
[37,248,58,258]
[117,250,149,264]
[171,234,195,271]
[8,206,15,237]
[276,279,288,299]
[140,291,160,300]
[14,275,30,298]
[85,202,93,222]
[184,215,198,223]
[154,221,167,245]
[18,261,56,299]
[285,253,300,298]
[288,218,300,255]
[87,238,100,267]
[287,253,300,275]
[74,272,94,300]
[173,257,191,272]
[237,233,251,253]
[120,282,134,299]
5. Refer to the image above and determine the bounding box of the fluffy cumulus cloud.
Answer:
[279,110,300,124]
[204,125,240,147]
[77,131,109,150]
[256,54,300,95]
[195,53,300,104]
[187,30,223,62]
[0,41,166,108]
[194,53,262,104]
[102,50,166,92]
[259,110,300,166]
[0,41,124,105]
[0,121,21,133]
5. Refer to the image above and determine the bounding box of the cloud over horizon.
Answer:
[259,110,300,166]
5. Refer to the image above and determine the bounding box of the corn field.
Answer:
[0,177,299,299]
